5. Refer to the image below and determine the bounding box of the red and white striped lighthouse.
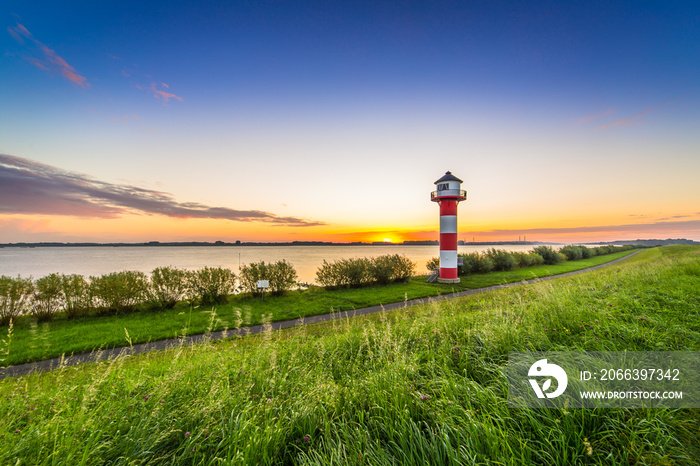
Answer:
[431,171,467,283]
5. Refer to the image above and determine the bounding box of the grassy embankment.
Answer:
[2,250,636,367]
[0,245,698,464]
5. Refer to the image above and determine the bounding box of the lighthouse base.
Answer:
[437,277,461,284]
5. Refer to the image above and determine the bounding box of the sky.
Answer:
[1,1,699,244]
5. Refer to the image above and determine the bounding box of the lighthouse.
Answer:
[431,171,467,283]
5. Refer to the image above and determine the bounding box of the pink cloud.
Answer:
[0,153,324,226]
[578,109,614,123]
[7,22,89,88]
[597,98,679,130]
[149,83,183,105]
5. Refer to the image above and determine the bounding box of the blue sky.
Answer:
[1,1,699,242]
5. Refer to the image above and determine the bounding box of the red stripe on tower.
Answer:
[431,171,467,284]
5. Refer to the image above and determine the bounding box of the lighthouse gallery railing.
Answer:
[431,189,467,199]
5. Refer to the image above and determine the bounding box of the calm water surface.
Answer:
[0,244,569,284]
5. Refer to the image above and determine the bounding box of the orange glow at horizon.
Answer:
[1,208,699,244]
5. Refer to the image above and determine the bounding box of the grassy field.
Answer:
[1,250,636,367]
[0,245,698,464]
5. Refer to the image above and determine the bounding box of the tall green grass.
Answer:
[0,245,698,464]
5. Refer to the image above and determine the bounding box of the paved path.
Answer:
[0,251,639,379]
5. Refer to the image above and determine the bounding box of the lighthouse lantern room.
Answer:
[431,171,467,284]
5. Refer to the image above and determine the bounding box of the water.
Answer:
[0,244,567,284]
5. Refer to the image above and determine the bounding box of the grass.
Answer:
[1,250,637,367]
[0,245,698,464]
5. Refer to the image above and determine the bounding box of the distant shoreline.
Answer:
[1,239,696,248]
[1,240,546,248]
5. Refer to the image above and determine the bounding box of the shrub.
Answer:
[190,266,236,305]
[512,251,544,268]
[239,261,270,295]
[268,260,298,295]
[315,255,413,288]
[532,246,564,265]
[240,260,298,296]
[485,248,517,271]
[426,257,440,272]
[528,252,545,266]
[340,258,372,287]
[459,253,495,275]
[90,271,149,314]
[579,245,592,259]
[389,255,416,282]
[369,256,393,285]
[0,275,34,326]
[559,245,583,261]
[316,258,371,288]
[148,266,191,309]
[315,260,338,288]
[61,274,92,319]
[370,255,416,285]
[33,273,63,322]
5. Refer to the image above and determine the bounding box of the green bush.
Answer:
[342,258,372,287]
[370,255,395,285]
[372,254,415,284]
[190,267,236,305]
[315,260,338,288]
[579,245,592,259]
[60,274,92,319]
[532,246,564,265]
[316,258,371,288]
[148,266,191,309]
[0,275,34,326]
[528,252,545,266]
[459,253,495,275]
[510,252,546,268]
[90,271,149,314]
[316,255,414,288]
[485,248,517,271]
[389,255,416,283]
[240,260,298,296]
[239,261,270,295]
[268,260,298,295]
[33,273,63,322]
[426,257,440,272]
[559,245,583,261]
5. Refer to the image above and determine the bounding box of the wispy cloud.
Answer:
[7,22,89,88]
[657,215,692,221]
[578,109,613,123]
[0,154,325,227]
[597,97,680,130]
[149,82,182,105]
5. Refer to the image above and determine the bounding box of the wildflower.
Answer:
[583,437,593,455]
[304,436,310,442]
[185,432,190,437]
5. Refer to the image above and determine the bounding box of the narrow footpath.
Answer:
[1,251,639,379]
